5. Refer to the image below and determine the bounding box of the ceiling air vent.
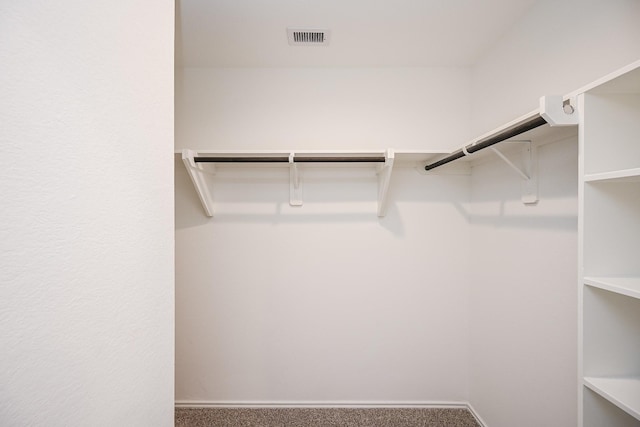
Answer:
[287,28,330,46]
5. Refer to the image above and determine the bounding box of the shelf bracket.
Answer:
[491,141,538,204]
[376,149,395,217]
[182,149,215,217]
[490,145,530,180]
[289,153,303,206]
[540,95,579,126]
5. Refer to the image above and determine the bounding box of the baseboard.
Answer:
[175,400,470,409]
[466,402,488,427]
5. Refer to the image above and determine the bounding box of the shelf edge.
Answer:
[583,277,640,300]
[584,168,640,183]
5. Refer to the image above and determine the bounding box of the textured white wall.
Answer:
[0,2,174,426]
[468,137,579,427]
[176,67,470,152]
[471,0,640,136]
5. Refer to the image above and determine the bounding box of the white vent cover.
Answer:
[287,28,330,46]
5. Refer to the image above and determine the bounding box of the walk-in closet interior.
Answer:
[6,1,640,427]
[174,1,640,426]
[172,3,640,427]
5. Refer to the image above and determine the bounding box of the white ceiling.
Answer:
[176,0,537,68]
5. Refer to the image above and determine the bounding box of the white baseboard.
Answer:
[175,400,469,409]
[466,402,488,427]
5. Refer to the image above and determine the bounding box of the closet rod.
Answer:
[424,115,548,171]
[194,156,386,163]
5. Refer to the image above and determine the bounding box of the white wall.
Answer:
[175,163,471,403]
[176,67,470,151]
[471,0,640,136]
[175,67,473,403]
[0,2,174,426]
[468,137,579,427]
[467,2,638,424]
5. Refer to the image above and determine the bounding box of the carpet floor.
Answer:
[175,407,481,427]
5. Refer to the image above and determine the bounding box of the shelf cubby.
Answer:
[583,286,640,379]
[584,377,640,422]
[584,386,640,427]
[581,70,640,176]
[582,180,640,278]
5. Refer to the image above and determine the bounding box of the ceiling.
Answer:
[176,0,537,68]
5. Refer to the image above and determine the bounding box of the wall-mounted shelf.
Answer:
[179,99,580,217]
[421,96,581,204]
[181,149,450,217]
[179,92,591,217]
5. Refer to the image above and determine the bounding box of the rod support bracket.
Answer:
[520,143,538,205]
[489,142,538,204]
[289,153,303,206]
[540,95,579,126]
[182,149,215,217]
[376,149,395,217]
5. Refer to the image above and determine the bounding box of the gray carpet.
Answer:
[175,407,481,427]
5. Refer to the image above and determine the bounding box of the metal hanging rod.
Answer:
[424,115,548,171]
[194,156,386,163]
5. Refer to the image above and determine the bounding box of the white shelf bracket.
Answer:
[182,149,215,217]
[490,145,530,180]
[540,95,579,126]
[490,142,538,204]
[289,153,303,206]
[376,149,395,217]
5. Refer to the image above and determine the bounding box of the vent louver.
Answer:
[287,28,330,46]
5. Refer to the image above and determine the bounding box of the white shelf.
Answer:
[584,168,640,183]
[584,277,640,300]
[584,377,640,421]
[568,60,640,97]
[180,148,401,217]
[174,149,449,166]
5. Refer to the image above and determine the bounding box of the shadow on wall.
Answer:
[467,137,579,232]
[468,211,577,230]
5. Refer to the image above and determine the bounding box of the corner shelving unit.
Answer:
[578,61,640,427]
